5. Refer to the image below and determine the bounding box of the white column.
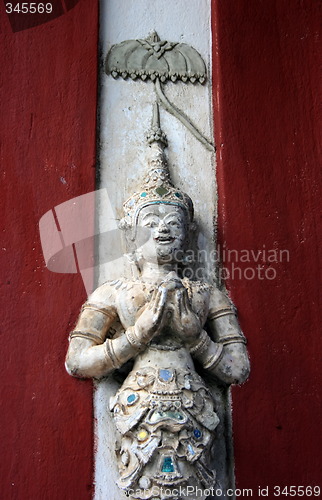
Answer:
[94,1,233,499]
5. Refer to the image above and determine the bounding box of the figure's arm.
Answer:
[66,284,168,379]
[190,288,250,385]
[65,301,139,379]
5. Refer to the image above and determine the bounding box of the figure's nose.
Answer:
[157,220,169,233]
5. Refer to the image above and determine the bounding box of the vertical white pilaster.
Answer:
[94,2,233,498]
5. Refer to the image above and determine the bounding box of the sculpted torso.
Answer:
[70,275,210,371]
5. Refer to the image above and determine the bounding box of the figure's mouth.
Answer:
[154,235,175,244]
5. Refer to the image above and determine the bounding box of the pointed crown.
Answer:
[120,103,194,230]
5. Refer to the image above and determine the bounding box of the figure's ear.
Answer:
[118,217,130,231]
[119,217,139,244]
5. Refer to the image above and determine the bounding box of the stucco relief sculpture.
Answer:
[106,31,214,151]
[66,102,250,499]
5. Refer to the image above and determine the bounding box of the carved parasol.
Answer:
[105,31,214,152]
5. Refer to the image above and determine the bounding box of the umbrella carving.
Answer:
[106,31,214,152]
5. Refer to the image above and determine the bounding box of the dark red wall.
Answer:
[0,1,98,498]
[2,1,321,499]
[212,0,321,496]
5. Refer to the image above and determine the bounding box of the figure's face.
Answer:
[135,204,188,264]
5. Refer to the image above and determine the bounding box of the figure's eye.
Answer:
[167,218,182,227]
[144,219,158,228]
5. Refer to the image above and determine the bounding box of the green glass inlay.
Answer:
[140,192,147,197]
[161,457,174,473]
[155,186,168,196]
[149,410,185,423]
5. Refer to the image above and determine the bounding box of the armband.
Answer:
[70,303,116,344]
[81,303,116,321]
[217,334,247,345]
[208,307,236,321]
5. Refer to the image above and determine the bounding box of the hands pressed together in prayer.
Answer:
[133,278,202,348]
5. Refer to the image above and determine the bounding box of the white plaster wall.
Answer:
[94,1,222,499]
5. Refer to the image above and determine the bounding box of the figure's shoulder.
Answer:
[85,278,140,310]
[208,285,235,313]
[182,279,233,308]
[183,278,234,309]
[85,279,122,312]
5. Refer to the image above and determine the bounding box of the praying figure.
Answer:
[66,105,250,500]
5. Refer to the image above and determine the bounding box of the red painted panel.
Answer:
[0,1,98,498]
[212,0,321,495]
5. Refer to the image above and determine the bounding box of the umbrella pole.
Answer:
[155,78,215,152]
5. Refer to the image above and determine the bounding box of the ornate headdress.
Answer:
[120,103,194,231]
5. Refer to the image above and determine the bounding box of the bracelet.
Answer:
[125,326,144,352]
[190,330,211,357]
[203,343,224,370]
[69,330,103,345]
[208,308,236,321]
[105,339,121,369]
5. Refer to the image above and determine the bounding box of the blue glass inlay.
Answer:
[140,192,147,197]
[159,369,172,382]
[127,394,136,404]
[187,444,195,455]
[161,457,174,473]
[193,429,202,439]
